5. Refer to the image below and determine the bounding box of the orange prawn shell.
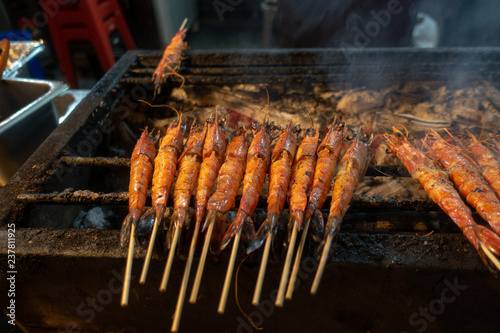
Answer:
[328,131,373,232]
[206,128,248,214]
[267,124,300,214]
[289,129,320,226]
[172,121,207,227]
[128,128,156,223]
[384,129,478,246]
[304,122,345,221]
[195,114,228,224]
[425,129,500,235]
[151,120,184,218]
[464,136,500,201]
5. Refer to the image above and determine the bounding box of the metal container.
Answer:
[0,78,68,185]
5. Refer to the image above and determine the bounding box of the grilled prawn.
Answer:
[120,128,157,247]
[463,131,500,202]
[385,127,500,273]
[288,128,320,229]
[152,28,187,96]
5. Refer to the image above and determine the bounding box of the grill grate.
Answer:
[1,48,500,332]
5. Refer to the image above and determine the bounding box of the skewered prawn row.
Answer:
[424,129,500,236]
[121,118,500,330]
[385,128,500,273]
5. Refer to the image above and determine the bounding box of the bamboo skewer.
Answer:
[218,228,242,314]
[275,223,299,307]
[139,216,159,284]
[285,218,311,300]
[252,233,272,306]
[189,220,215,303]
[179,18,188,31]
[121,224,135,307]
[172,222,201,332]
[159,225,181,292]
[310,233,334,295]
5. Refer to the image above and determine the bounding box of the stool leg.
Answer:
[54,38,78,88]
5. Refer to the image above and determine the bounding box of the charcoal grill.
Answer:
[1,48,500,332]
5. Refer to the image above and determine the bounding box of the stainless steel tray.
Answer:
[0,78,68,185]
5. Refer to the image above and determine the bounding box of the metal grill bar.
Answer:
[16,189,436,210]
[17,190,128,204]
[60,156,130,167]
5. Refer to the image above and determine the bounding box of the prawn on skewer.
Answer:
[160,120,207,293]
[120,128,157,306]
[286,120,345,300]
[152,19,188,96]
[385,127,500,273]
[275,128,319,307]
[189,126,248,304]
[218,120,274,314]
[172,112,226,332]
[304,121,346,239]
[463,131,500,202]
[139,111,184,284]
[311,131,374,295]
[424,129,500,236]
[247,123,300,305]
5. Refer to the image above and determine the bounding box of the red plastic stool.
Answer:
[40,0,136,88]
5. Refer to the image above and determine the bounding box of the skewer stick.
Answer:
[159,225,181,292]
[172,222,201,332]
[189,220,215,303]
[252,233,272,306]
[285,218,311,300]
[139,216,159,284]
[218,228,242,314]
[480,241,500,271]
[275,223,298,307]
[179,18,188,31]
[121,224,135,307]
[310,233,333,295]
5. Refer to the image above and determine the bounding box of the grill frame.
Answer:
[1,48,500,332]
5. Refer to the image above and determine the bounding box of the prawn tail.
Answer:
[475,225,500,274]
[246,214,279,254]
[135,207,156,249]
[309,209,325,243]
[120,214,133,248]
[293,210,304,230]
[154,205,166,226]
[202,210,217,233]
[220,214,245,251]
[242,216,257,251]
[210,212,226,255]
[195,204,206,230]
[166,213,180,249]
[316,216,341,260]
